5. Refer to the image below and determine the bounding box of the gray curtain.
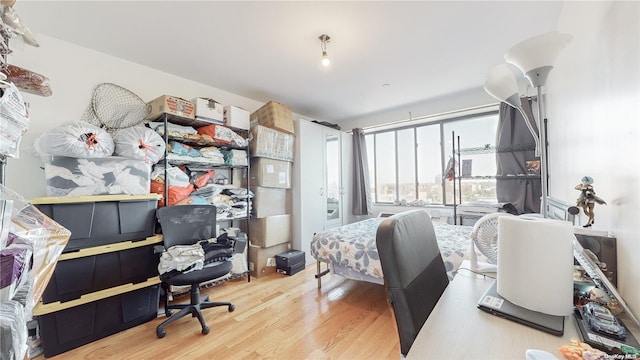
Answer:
[352,128,372,215]
[495,98,541,214]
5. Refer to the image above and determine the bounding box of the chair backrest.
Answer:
[156,205,217,248]
[375,210,449,356]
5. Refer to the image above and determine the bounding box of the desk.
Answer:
[406,268,579,360]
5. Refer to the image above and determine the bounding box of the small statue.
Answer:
[575,176,606,227]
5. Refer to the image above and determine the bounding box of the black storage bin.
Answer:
[31,194,159,252]
[37,283,160,358]
[275,250,305,269]
[276,261,305,276]
[41,237,162,304]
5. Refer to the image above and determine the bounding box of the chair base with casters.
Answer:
[154,205,236,339]
[156,260,235,338]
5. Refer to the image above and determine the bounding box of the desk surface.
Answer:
[406,268,579,360]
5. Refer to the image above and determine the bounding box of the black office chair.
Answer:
[375,210,449,356]
[155,205,235,339]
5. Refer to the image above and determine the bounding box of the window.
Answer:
[365,111,499,206]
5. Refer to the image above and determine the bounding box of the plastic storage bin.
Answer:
[31,194,160,252]
[41,236,162,304]
[35,280,160,358]
[42,156,152,197]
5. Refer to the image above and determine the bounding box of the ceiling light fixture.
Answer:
[484,31,572,218]
[319,34,331,67]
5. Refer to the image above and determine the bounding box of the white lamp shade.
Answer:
[484,64,521,108]
[505,31,572,87]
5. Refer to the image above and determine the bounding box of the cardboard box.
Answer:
[248,242,291,278]
[250,101,294,134]
[224,105,250,130]
[192,97,224,124]
[145,95,195,122]
[249,125,295,162]
[249,158,292,189]
[243,215,291,248]
[251,186,292,218]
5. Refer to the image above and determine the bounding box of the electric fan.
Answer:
[469,212,514,272]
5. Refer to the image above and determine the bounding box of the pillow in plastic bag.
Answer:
[113,126,165,164]
[34,121,114,158]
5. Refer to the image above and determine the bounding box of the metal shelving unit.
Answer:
[159,113,251,286]
[451,131,539,224]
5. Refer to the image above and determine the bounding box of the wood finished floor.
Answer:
[41,265,401,360]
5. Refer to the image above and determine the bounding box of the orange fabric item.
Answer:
[150,180,194,207]
[196,124,231,144]
[194,170,215,188]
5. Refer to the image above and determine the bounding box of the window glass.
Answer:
[443,114,498,204]
[365,134,375,201]
[374,132,396,203]
[416,124,443,204]
[397,129,416,202]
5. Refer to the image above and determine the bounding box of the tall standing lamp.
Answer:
[484,31,572,218]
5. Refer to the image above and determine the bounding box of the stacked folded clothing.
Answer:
[223,149,248,166]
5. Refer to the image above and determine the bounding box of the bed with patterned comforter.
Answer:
[311,216,479,286]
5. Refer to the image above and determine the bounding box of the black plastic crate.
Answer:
[37,283,160,358]
[275,250,305,269]
[41,238,161,304]
[32,195,159,252]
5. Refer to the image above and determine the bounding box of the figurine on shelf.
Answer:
[575,176,606,228]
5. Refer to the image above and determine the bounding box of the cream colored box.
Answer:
[145,95,195,121]
[248,242,291,278]
[192,97,224,124]
[249,125,294,162]
[223,105,250,130]
[249,158,292,189]
[250,101,294,134]
[243,214,292,247]
[250,186,292,218]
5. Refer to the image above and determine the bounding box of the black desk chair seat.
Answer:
[155,205,235,339]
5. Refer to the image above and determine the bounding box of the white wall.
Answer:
[5,34,266,200]
[550,1,640,316]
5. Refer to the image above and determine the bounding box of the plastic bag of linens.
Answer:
[34,121,114,158]
[0,185,70,306]
[0,79,30,158]
[0,300,28,360]
[0,185,70,360]
[113,126,166,164]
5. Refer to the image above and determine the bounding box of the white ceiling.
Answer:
[14,1,564,123]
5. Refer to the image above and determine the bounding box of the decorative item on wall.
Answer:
[318,34,331,67]
[575,176,606,228]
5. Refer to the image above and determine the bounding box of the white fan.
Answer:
[469,212,514,272]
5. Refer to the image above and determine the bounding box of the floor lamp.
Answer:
[484,31,572,218]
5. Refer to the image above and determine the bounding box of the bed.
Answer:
[311,214,482,288]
